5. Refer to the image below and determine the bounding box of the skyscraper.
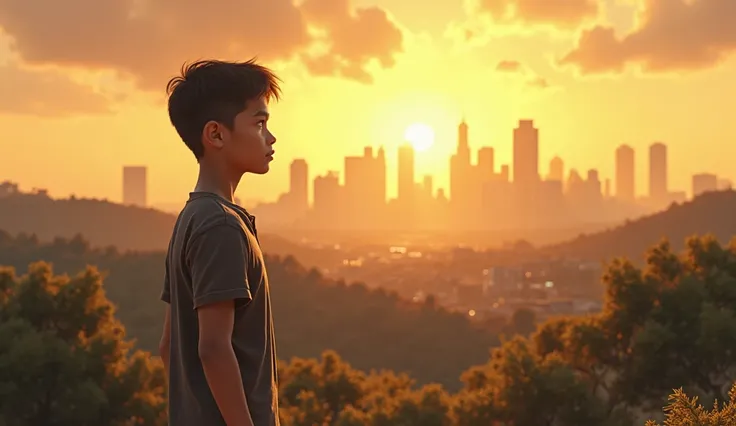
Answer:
[450,119,472,203]
[313,171,340,218]
[692,173,718,197]
[548,156,564,181]
[615,144,635,200]
[122,166,147,207]
[343,147,386,227]
[397,143,415,204]
[512,120,539,186]
[289,159,308,212]
[649,142,668,200]
[477,147,495,182]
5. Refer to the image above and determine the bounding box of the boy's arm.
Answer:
[159,305,171,377]
[159,261,171,377]
[188,222,254,426]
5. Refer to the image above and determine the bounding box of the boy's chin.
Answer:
[249,165,270,175]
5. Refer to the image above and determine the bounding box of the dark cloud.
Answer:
[0,0,403,90]
[494,59,549,89]
[496,60,522,72]
[477,0,599,29]
[560,0,736,74]
[300,0,403,82]
[0,63,111,117]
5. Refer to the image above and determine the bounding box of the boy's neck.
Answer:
[194,162,243,203]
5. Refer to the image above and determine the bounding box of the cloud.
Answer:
[0,0,403,91]
[475,0,599,29]
[527,76,549,88]
[560,0,736,74]
[496,60,522,72]
[300,0,403,82]
[494,59,550,88]
[0,62,111,117]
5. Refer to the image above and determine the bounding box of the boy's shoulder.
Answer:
[178,192,254,239]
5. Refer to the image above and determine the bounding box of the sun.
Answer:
[404,122,435,152]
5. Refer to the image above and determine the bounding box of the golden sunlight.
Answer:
[404,122,435,152]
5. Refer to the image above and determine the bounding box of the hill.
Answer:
[0,192,175,251]
[542,190,736,262]
[0,192,345,269]
[0,230,500,391]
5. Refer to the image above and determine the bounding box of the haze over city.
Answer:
[1,0,734,209]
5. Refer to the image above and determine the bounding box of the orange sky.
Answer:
[0,0,734,206]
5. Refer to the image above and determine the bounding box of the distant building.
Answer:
[692,173,718,197]
[548,156,564,182]
[649,142,668,201]
[123,166,147,207]
[615,144,635,200]
[289,159,309,213]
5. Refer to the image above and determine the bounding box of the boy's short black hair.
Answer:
[166,59,281,160]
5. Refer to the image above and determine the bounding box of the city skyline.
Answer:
[8,115,735,210]
[103,118,733,231]
[2,1,736,206]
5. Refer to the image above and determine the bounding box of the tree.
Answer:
[645,384,736,426]
[0,262,166,426]
[454,337,623,426]
[532,235,736,417]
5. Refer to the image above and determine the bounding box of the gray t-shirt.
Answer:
[161,192,279,426]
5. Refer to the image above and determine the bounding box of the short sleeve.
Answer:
[160,258,171,303]
[186,223,253,309]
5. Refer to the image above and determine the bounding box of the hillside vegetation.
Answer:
[3,234,736,425]
[0,229,498,390]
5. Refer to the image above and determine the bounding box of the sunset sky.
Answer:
[0,0,734,206]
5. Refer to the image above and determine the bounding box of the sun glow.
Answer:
[404,122,435,152]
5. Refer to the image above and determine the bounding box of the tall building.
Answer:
[615,144,635,200]
[313,171,340,217]
[397,143,415,204]
[289,159,308,212]
[477,147,495,182]
[548,156,564,181]
[422,175,433,197]
[692,173,718,197]
[343,146,386,225]
[122,166,147,207]
[457,120,470,162]
[512,120,539,186]
[450,120,471,202]
[649,142,668,200]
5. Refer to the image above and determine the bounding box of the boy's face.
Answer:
[216,97,276,175]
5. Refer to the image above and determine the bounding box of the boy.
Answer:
[158,59,281,426]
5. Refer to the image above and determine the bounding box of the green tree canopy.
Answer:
[646,384,736,426]
[0,262,166,426]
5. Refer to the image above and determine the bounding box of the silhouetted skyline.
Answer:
[244,119,733,231]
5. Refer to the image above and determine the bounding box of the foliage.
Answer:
[0,229,500,390]
[645,384,736,426]
[0,262,166,426]
[3,231,736,425]
[533,235,736,417]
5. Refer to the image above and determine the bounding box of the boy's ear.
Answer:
[202,121,225,149]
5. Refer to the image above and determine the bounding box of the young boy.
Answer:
[158,59,281,426]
